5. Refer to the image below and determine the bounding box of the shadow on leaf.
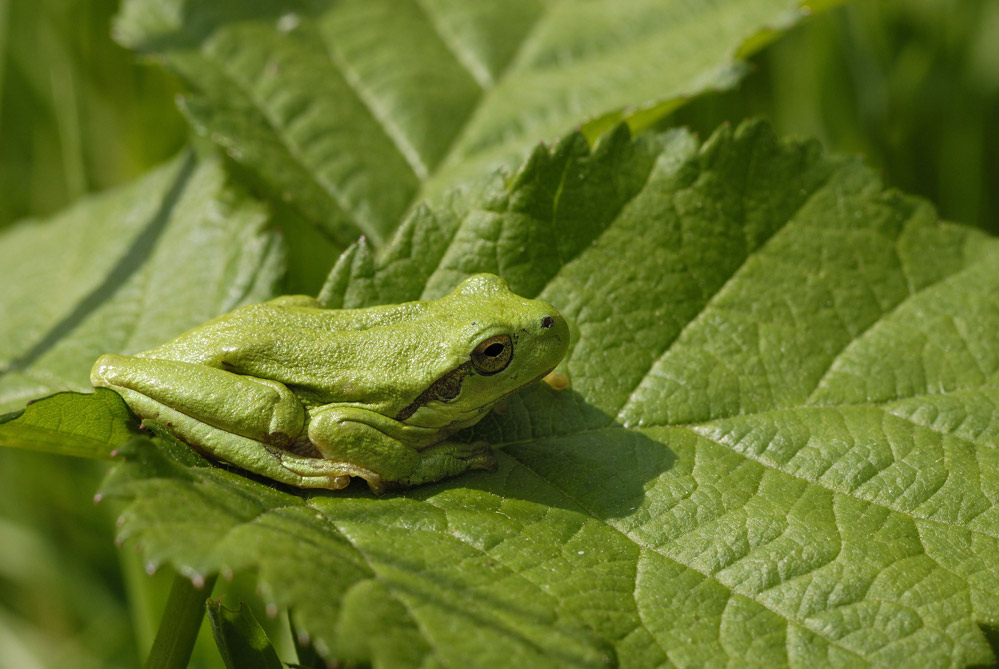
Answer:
[396,387,675,520]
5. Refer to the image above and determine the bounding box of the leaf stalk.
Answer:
[144,571,218,669]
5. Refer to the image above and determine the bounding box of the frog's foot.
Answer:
[404,441,498,488]
[269,447,384,493]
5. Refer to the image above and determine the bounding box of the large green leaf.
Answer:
[113,0,842,246]
[94,121,999,666]
[0,390,139,458]
[0,152,284,415]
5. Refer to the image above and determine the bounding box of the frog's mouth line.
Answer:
[402,363,563,430]
[393,361,477,422]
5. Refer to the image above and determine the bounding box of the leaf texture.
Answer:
[98,121,999,666]
[0,152,283,414]
[114,0,826,245]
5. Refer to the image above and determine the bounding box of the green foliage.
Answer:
[673,0,999,235]
[0,0,186,229]
[52,121,999,666]
[0,389,138,458]
[2,0,997,667]
[0,152,283,414]
[145,573,219,669]
[113,0,819,246]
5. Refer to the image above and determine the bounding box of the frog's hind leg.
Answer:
[91,354,358,490]
[264,448,380,492]
[154,408,355,490]
[305,406,497,494]
[92,354,306,445]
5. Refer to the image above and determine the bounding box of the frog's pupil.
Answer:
[541,316,554,329]
[484,343,505,357]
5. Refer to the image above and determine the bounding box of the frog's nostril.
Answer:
[541,316,554,329]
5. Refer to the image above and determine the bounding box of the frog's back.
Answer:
[227,297,433,332]
[136,297,468,394]
[140,297,429,357]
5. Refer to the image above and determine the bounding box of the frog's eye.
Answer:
[471,334,513,375]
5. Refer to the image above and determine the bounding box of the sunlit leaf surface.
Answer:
[90,122,999,667]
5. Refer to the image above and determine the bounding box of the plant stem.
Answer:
[144,571,218,669]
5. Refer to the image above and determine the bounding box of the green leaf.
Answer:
[113,0,833,246]
[0,389,139,458]
[288,613,326,669]
[98,120,999,666]
[207,600,283,669]
[0,151,284,415]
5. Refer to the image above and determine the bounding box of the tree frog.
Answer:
[91,274,569,494]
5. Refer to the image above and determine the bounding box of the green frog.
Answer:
[91,274,569,493]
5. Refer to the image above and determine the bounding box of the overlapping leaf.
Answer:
[0,152,284,414]
[98,121,999,666]
[0,390,139,458]
[113,0,838,246]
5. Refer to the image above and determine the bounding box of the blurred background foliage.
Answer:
[0,0,185,229]
[0,0,996,666]
[674,0,999,235]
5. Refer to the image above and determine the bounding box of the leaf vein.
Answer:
[412,0,493,88]
[311,24,430,181]
[615,157,837,421]
[683,420,999,541]
[201,54,377,240]
[505,448,871,663]
[806,228,984,404]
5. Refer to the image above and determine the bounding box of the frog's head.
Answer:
[395,274,569,425]
[453,273,570,382]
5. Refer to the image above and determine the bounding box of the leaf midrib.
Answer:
[396,0,554,217]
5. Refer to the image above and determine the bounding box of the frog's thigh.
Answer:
[92,353,304,446]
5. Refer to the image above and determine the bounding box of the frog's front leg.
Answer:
[91,354,355,489]
[303,406,498,494]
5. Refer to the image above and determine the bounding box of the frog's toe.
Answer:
[466,442,498,472]
[273,454,378,492]
[327,474,352,490]
[285,472,351,490]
